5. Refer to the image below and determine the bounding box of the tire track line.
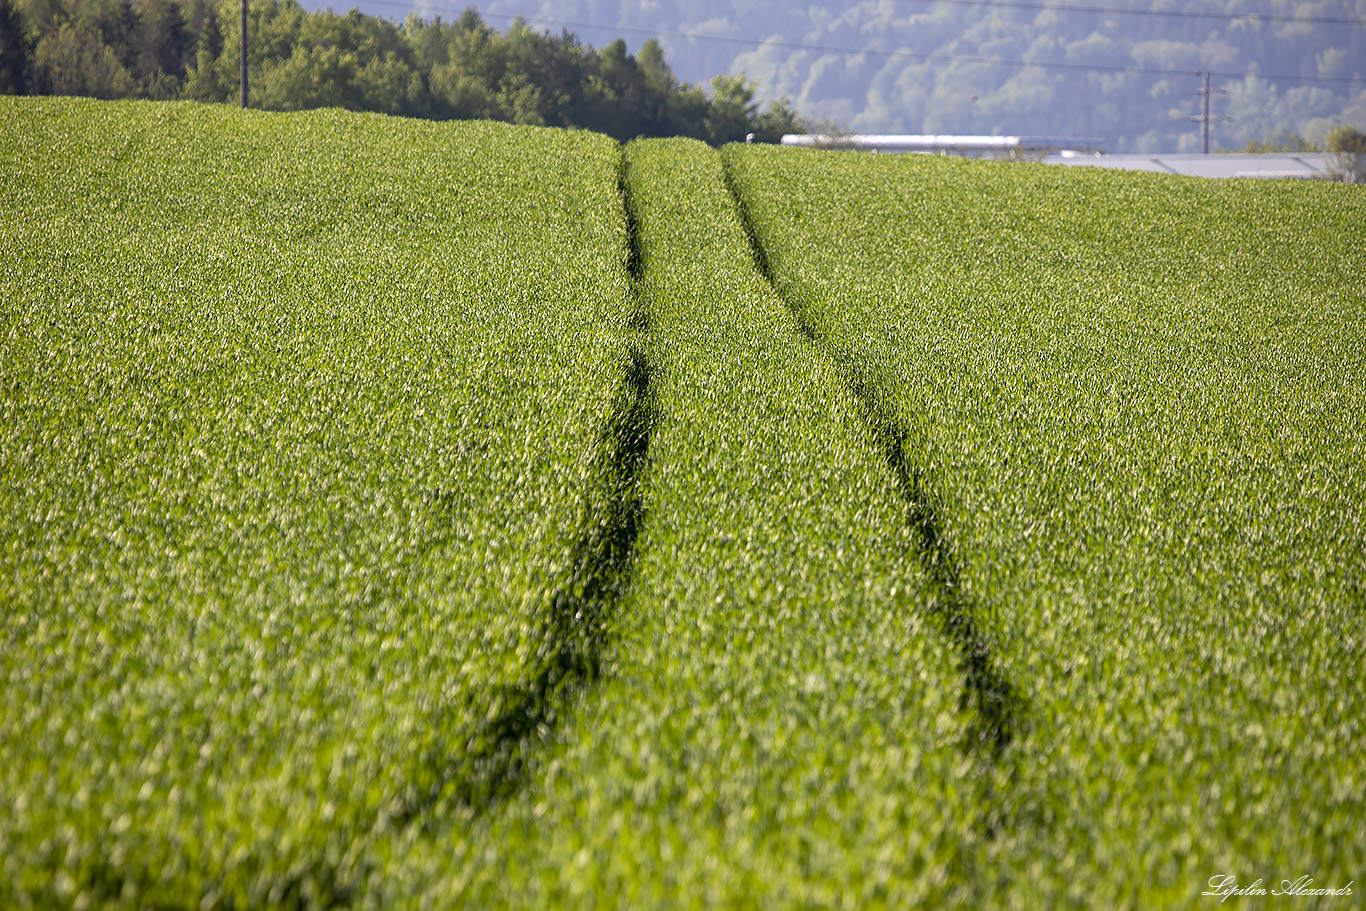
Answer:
[720,154,1026,791]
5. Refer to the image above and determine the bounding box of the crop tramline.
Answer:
[431,138,990,908]
[724,142,1366,906]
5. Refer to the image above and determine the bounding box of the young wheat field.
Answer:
[2,96,1363,909]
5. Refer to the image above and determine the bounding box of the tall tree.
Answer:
[424,14,505,121]
[0,0,29,93]
[590,37,651,139]
[181,3,227,101]
[704,73,756,145]
[31,21,135,97]
[72,0,136,69]
[132,0,192,94]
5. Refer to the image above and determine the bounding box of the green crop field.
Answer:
[2,97,1364,909]
[722,144,1366,907]
[0,97,639,907]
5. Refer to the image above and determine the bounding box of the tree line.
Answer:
[0,0,805,143]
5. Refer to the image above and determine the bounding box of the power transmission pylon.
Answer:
[1191,71,1229,154]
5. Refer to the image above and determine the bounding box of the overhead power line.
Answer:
[901,0,1366,27]
[353,0,1366,87]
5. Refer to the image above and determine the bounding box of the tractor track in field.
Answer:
[720,156,1026,819]
[396,157,658,823]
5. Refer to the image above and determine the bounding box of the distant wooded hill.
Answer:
[375,0,1366,152]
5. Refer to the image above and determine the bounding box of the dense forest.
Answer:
[0,0,803,143]
[463,0,1366,152]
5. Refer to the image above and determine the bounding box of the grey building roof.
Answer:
[1044,152,1330,180]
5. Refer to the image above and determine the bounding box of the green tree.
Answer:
[31,21,135,96]
[582,37,638,138]
[355,50,424,117]
[254,41,357,110]
[705,73,756,145]
[181,3,226,101]
[634,37,677,132]
[179,0,215,39]
[496,70,544,126]
[499,19,588,128]
[0,0,29,93]
[750,97,803,144]
[72,0,136,69]
[132,0,191,96]
[668,80,710,141]
[1325,124,1366,184]
[423,14,504,121]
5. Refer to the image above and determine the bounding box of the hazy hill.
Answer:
[306,0,1366,152]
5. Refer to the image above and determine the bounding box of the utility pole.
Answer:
[240,0,248,108]
[1190,71,1228,154]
